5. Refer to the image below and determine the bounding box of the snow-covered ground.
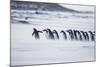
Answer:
[11,7,95,66]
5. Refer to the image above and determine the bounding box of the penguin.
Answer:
[88,31,95,41]
[66,29,74,40]
[32,28,42,39]
[80,31,89,41]
[60,30,67,40]
[53,30,59,39]
[73,30,82,40]
[42,28,55,39]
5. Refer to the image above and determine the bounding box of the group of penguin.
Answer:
[32,28,95,41]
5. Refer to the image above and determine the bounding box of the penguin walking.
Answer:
[66,29,74,40]
[73,30,82,40]
[80,31,89,41]
[52,30,59,39]
[88,31,95,41]
[43,28,54,39]
[32,28,42,39]
[60,30,67,40]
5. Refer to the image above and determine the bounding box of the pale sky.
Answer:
[59,4,95,12]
